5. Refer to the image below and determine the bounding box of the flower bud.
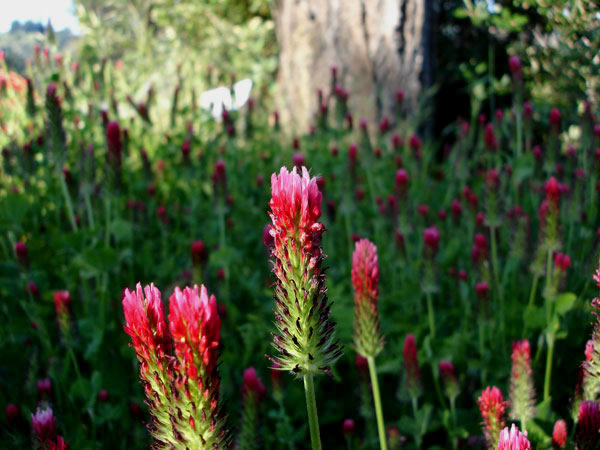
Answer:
[552,419,567,449]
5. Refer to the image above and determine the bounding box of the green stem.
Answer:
[367,357,387,450]
[426,292,436,338]
[59,171,78,232]
[104,193,111,248]
[84,188,95,229]
[543,333,555,401]
[490,227,504,339]
[303,375,322,450]
[527,275,539,309]
[410,396,421,447]
[478,314,487,386]
[545,250,553,323]
[68,345,82,380]
[543,249,555,402]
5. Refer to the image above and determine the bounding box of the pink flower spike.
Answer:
[423,226,440,254]
[242,367,266,403]
[15,241,28,267]
[343,418,355,436]
[53,290,71,315]
[168,285,221,380]
[478,386,507,448]
[32,407,57,442]
[6,404,19,422]
[552,419,567,449]
[403,334,421,396]
[352,239,379,305]
[508,55,522,78]
[269,166,322,239]
[550,108,561,130]
[577,401,600,449]
[352,239,383,357]
[122,283,170,367]
[497,424,530,450]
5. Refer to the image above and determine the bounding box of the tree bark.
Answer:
[274,0,433,133]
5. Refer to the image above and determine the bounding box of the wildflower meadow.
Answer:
[2,3,600,449]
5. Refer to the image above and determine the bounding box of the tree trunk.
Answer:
[274,0,433,133]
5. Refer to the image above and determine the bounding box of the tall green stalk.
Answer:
[303,375,322,450]
[543,250,555,401]
[490,227,504,339]
[58,170,78,232]
[367,357,387,450]
[426,292,436,338]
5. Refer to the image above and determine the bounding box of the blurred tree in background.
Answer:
[74,0,277,108]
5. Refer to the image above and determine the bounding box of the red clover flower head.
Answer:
[352,239,383,357]
[403,334,421,397]
[423,226,440,255]
[267,166,341,377]
[242,367,266,403]
[497,424,530,450]
[478,386,507,448]
[552,419,567,449]
[577,401,600,449]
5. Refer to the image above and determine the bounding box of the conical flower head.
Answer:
[267,166,342,377]
[403,334,421,397]
[352,239,384,358]
[509,340,536,425]
[552,419,567,449]
[32,407,56,443]
[269,166,322,250]
[168,285,221,381]
[577,401,600,450]
[122,283,228,448]
[123,283,170,369]
[439,360,460,400]
[478,386,507,449]
[106,121,122,173]
[242,367,266,403]
[497,424,530,450]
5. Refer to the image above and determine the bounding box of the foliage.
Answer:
[73,0,277,109]
[453,0,600,116]
[1,30,600,449]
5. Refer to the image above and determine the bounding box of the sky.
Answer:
[0,0,80,33]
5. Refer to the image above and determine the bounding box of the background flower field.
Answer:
[1,1,600,449]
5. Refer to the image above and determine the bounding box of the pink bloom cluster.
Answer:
[242,367,266,403]
[352,239,383,357]
[122,282,226,446]
[32,407,68,449]
[478,386,507,447]
[269,166,323,256]
[497,424,530,450]
[352,239,379,306]
[403,334,421,396]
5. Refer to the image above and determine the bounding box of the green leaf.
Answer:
[526,419,550,444]
[110,219,133,243]
[554,292,576,316]
[70,377,91,401]
[524,304,545,330]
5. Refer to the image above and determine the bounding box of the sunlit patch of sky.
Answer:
[0,0,80,34]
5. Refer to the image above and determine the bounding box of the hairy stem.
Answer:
[304,375,322,450]
[367,356,387,450]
